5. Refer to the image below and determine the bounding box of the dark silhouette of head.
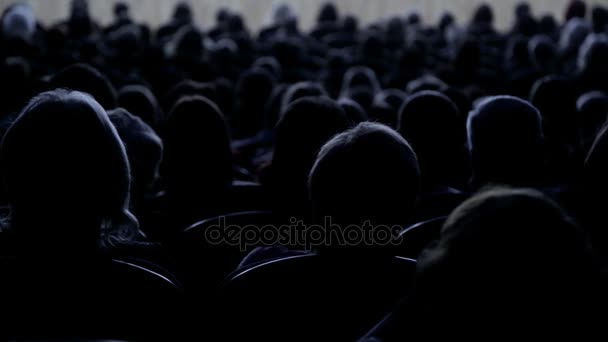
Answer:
[271,97,349,218]
[467,96,544,187]
[592,5,608,33]
[471,3,494,26]
[577,34,608,82]
[109,108,163,207]
[235,68,276,138]
[413,187,592,333]
[162,80,217,114]
[565,0,587,21]
[1,90,137,254]
[577,91,608,151]
[47,64,118,110]
[584,121,608,253]
[280,82,327,117]
[118,85,162,127]
[340,66,381,100]
[163,96,232,198]
[338,98,368,126]
[399,91,467,187]
[317,3,339,23]
[309,122,420,228]
[528,34,557,72]
[530,75,579,146]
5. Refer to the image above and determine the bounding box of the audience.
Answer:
[1,0,607,340]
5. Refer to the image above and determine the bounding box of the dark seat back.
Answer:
[216,254,417,341]
[397,216,447,259]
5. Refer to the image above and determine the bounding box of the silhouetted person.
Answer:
[46,63,118,110]
[264,97,349,221]
[161,96,233,228]
[309,122,420,247]
[234,68,276,139]
[584,122,608,256]
[565,0,587,21]
[467,96,545,188]
[398,91,469,189]
[117,84,162,127]
[577,91,608,152]
[109,108,163,215]
[364,187,597,340]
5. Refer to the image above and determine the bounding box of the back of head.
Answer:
[578,33,608,77]
[577,91,608,150]
[565,0,587,21]
[530,75,578,142]
[528,34,557,71]
[592,6,608,33]
[2,3,36,43]
[399,91,465,184]
[109,108,163,197]
[467,96,543,187]
[414,187,592,330]
[162,80,217,114]
[163,96,232,194]
[281,82,327,116]
[274,97,349,172]
[309,122,420,228]
[317,2,339,24]
[559,18,590,55]
[1,90,136,251]
[235,68,276,137]
[340,66,381,98]
[471,3,494,26]
[337,98,367,126]
[118,85,161,126]
[47,64,118,110]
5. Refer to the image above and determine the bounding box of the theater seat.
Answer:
[177,211,276,299]
[215,254,417,341]
[6,257,185,341]
[397,216,447,259]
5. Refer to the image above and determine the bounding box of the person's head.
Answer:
[173,2,193,24]
[471,3,494,26]
[530,75,579,145]
[47,64,118,110]
[528,34,557,71]
[1,90,137,252]
[272,97,349,214]
[252,56,282,81]
[592,6,608,33]
[340,66,381,99]
[109,108,163,202]
[317,2,339,24]
[577,33,608,77]
[565,0,587,21]
[309,122,420,228]
[114,2,130,21]
[337,98,367,126]
[559,18,590,55]
[163,96,232,195]
[577,91,608,150]
[515,2,531,19]
[118,85,162,127]
[162,80,217,114]
[71,0,89,19]
[280,82,327,117]
[467,96,544,187]
[414,187,592,328]
[1,3,36,44]
[399,91,466,186]
[235,68,276,137]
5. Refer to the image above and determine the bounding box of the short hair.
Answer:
[118,85,162,126]
[1,90,137,247]
[163,96,233,194]
[577,33,608,75]
[309,122,420,226]
[109,108,163,195]
[280,82,327,117]
[467,96,543,187]
[414,187,592,326]
[399,91,465,185]
[47,64,118,110]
